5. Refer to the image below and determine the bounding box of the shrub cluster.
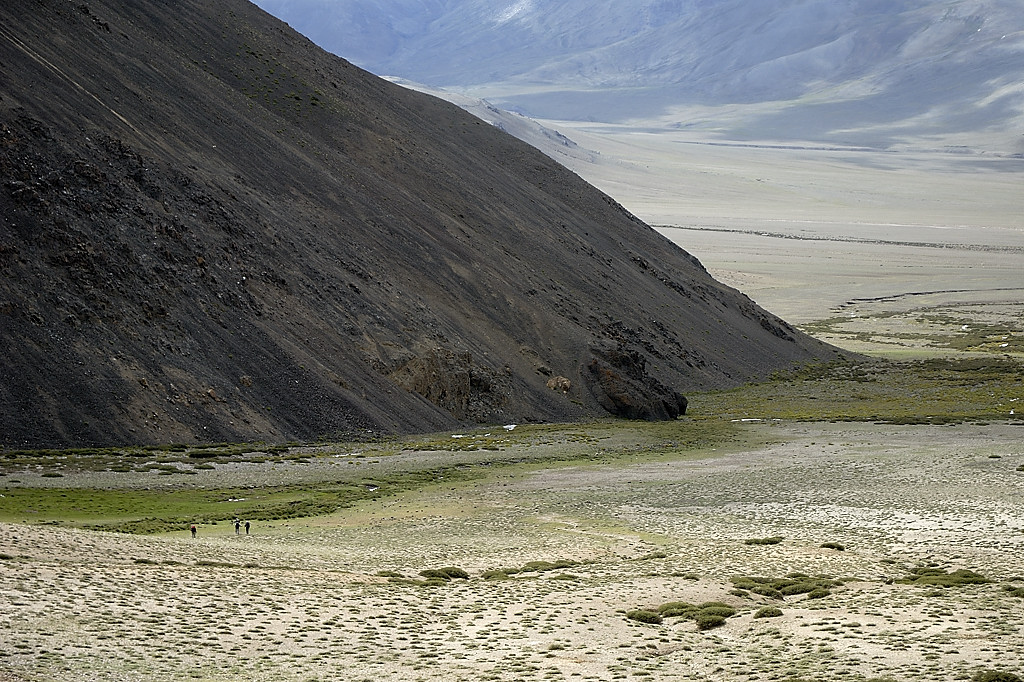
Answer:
[481,559,580,580]
[897,566,991,587]
[626,601,738,631]
[385,566,470,587]
[419,566,470,581]
[730,573,842,600]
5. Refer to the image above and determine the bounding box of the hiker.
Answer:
[190,524,197,539]
[235,519,241,535]
[244,521,250,535]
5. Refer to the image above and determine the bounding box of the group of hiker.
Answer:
[188,519,250,538]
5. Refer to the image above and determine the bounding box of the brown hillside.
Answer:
[0,0,843,448]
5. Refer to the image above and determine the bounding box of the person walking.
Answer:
[244,521,250,535]
[234,519,240,535]
[190,524,197,539]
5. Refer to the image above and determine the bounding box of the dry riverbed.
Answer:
[2,420,1023,681]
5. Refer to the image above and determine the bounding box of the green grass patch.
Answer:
[0,477,414,533]
[692,357,1024,424]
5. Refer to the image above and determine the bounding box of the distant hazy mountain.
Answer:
[254,0,1024,150]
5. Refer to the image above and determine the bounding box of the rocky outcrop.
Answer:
[386,348,511,422]
[586,343,688,421]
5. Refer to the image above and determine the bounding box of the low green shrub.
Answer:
[521,559,579,572]
[626,610,663,625]
[779,582,819,596]
[973,671,1023,682]
[481,559,581,579]
[1001,584,1024,598]
[697,602,737,619]
[744,536,784,545]
[418,567,469,581]
[754,607,783,619]
[694,613,727,631]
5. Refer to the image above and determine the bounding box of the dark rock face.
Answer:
[587,344,688,421]
[0,0,843,448]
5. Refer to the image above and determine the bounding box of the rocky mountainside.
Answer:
[0,0,840,448]
[255,0,1024,151]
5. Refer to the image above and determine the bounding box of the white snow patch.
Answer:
[495,0,532,24]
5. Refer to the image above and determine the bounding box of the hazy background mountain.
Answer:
[254,0,1024,151]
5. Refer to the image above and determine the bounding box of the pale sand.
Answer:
[537,123,1024,332]
[2,421,1023,681]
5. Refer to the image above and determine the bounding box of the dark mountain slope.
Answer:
[0,0,840,448]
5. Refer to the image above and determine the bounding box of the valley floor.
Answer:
[2,420,1023,681]
[2,126,1022,681]
[539,123,1024,350]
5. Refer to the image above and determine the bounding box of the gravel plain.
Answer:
[2,420,1024,681]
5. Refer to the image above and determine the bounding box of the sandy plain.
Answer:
[542,123,1024,343]
[2,127,1024,682]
